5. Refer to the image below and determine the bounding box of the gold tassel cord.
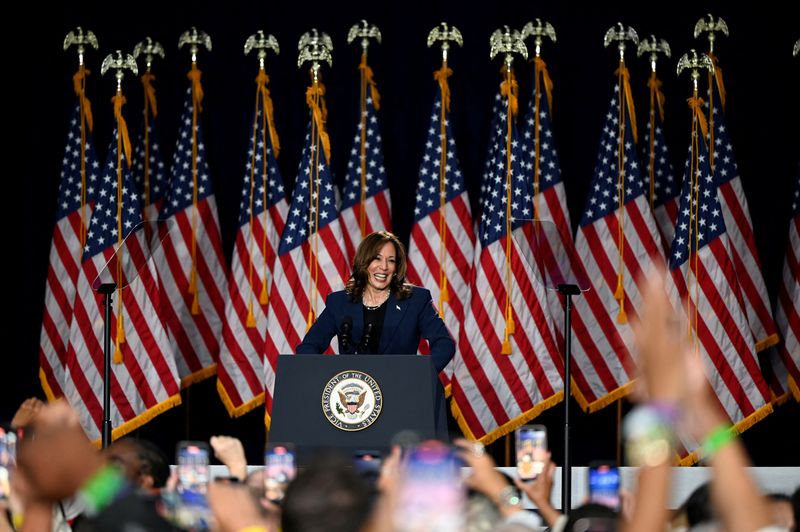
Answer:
[187,66,204,315]
[245,73,261,328]
[141,72,158,213]
[73,66,94,247]
[434,65,453,112]
[305,74,328,330]
[305,83,331,163]
[358,54,369,238]
[112,93,129,363]
[436,62,451,317]
[256,70,276,306]
[500,65,518,355]
[614,65,638,144]
[614,63,632,324]
[256,70,281,158]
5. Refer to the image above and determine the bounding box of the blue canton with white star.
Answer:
[340,96,388,209]
[520,72,563,194]
[413,94,466,222]
[668,135,727,270]
[56,104,101,219]
[479,97,533,247]
[132,109,168,211]
[237,102,286,227]
[579,86,647,227]
[161,87,215,218]
[83,130,143,260]
[278,120,338,255]
[641,106,678,207]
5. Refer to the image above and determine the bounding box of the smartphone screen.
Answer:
[588,461,620,509]
[176,441,210,501]
[264,443,296,503]
[394,440,465,532]
[516,424,547,481]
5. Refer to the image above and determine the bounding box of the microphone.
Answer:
[339,316,353,354]
[357,322,374,354]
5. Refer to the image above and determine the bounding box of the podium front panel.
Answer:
[270,354,440,462]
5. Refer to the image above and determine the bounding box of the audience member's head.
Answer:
[104,438,170,491]
[559,503,619,532]
[792,486,800,532]
[684,482,716,528]
[281,450,372,532]
[767,492,795,531]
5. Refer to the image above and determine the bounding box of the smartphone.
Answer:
[264,443,296,503]
[353,450,382,476]
[588,461,620,509]
[394,440,465,532]
[176,441,210,500]
[516,424,548,481]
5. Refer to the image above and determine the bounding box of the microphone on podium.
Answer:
[357,322,374,354]
[339,315,353,354]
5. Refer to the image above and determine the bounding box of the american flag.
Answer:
[705,72,778,351]
[154,82,228,386]
[406,77,476,393]
[478,90,505,224]
[62,122,181,442]
[217,72,289,416]
[131,72,169,222]
[666,128,772,464]
[517,57,574,349]
[451,80,564,443]
[572,82,665,409]
[263,116,349,423]
[39,101,99,400]
[339,62,391,259]
[641,72,680,252]
[768,164,800,401]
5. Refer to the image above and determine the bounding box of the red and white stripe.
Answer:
[339,190,392,261]
[572,195,665,407]
[654,197,679,255]
[407,191,475,390]
[667,235,773,462]
[216,199,288,416]
[39,206,93,399]
[263,220,349,422]
[451,232,564,443]
[154,198,228,386]
[717,178,778,350]
[63,233,181,442]
[770,210,800,401]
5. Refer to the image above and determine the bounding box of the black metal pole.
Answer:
[98,283,116,449]
[557,283,580,515]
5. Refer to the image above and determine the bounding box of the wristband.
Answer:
[701,424,735,461]
[494,485,522,508]
[79,464,127,516]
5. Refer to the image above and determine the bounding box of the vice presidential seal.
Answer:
[322,370,383,431]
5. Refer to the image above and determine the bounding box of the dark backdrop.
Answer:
[6,0,799,467]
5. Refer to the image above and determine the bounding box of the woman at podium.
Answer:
[296,231,455,372]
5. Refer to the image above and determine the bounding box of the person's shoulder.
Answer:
[405,284,432,300]
[326,290,351,305]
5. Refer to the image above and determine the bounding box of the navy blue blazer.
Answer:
[296,286,455,372]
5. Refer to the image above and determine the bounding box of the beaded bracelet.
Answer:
[701,424,735,461]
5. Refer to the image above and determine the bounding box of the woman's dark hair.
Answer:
[346,231,411,301]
